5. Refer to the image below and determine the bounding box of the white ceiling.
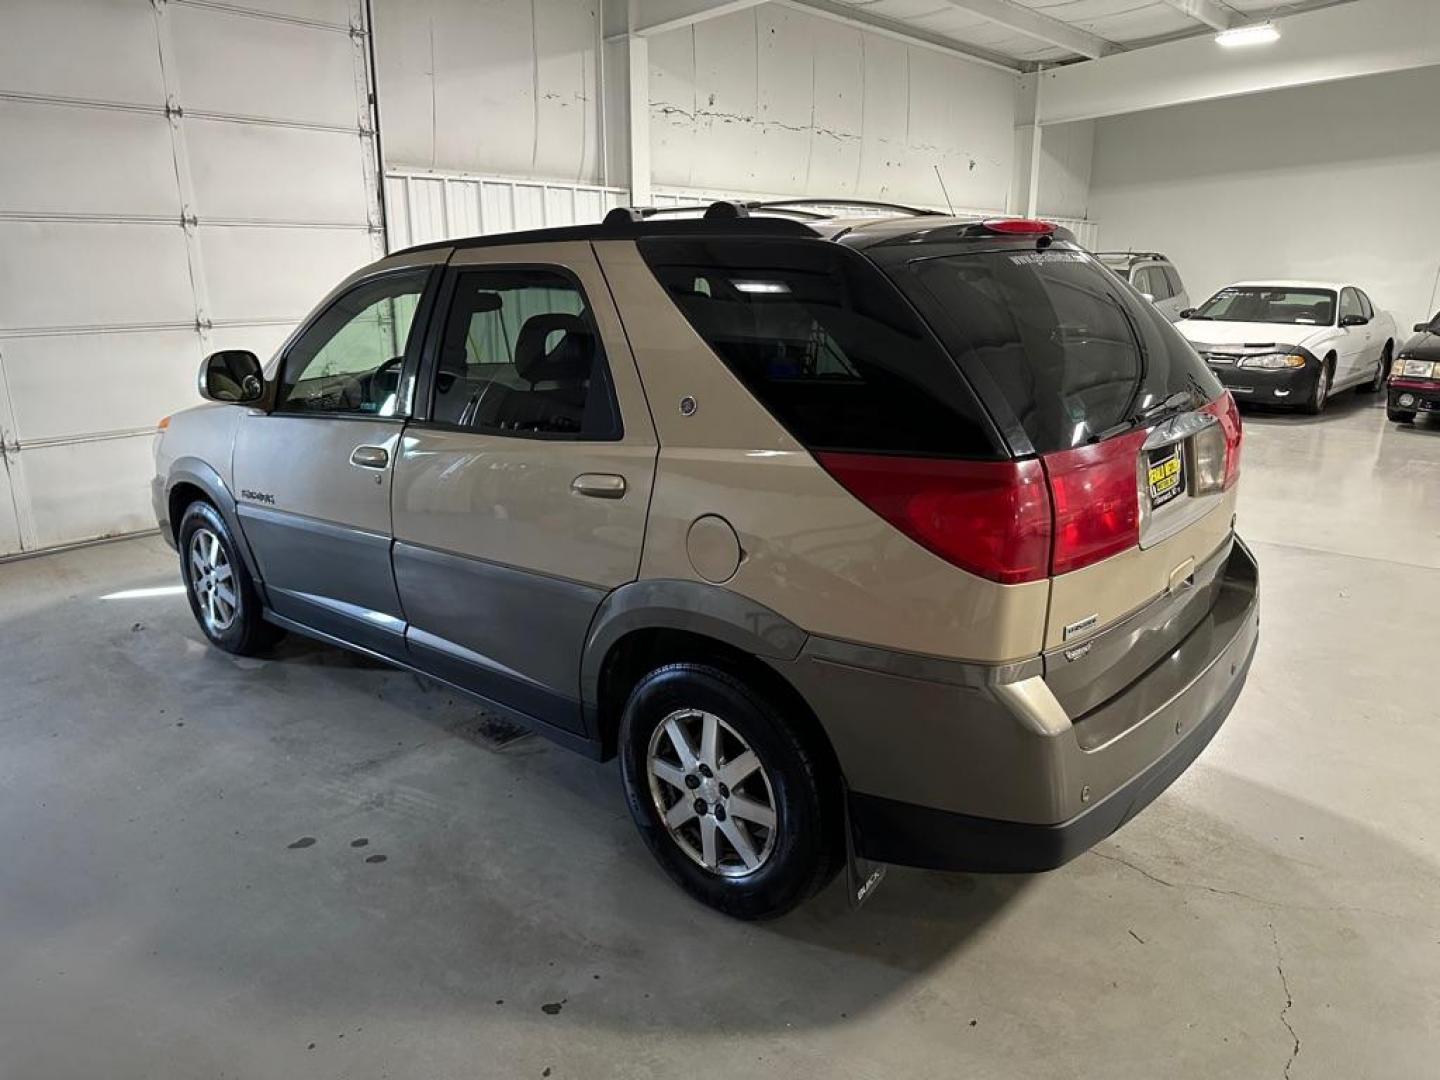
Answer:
[812,0,1357,67]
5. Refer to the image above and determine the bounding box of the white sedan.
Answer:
[1176,281,1397,414]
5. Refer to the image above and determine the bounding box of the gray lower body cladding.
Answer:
[772,539,1260,872]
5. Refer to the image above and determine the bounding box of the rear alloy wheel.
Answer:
[619,663,842,920]
[1364,345,1391,393]
[177,501,283,656]
[647,709,778,876]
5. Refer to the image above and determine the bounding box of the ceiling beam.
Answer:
[782,0,1025,73]
[938,0,1119,60]
[619,0,769,38]
[1035,0,1440,125]
[1158,0,1238,31]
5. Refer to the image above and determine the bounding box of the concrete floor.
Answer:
[2,392,1438,1080]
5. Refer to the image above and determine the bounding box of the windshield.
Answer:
[1193,286,1335,326]
[889,247,1221,453]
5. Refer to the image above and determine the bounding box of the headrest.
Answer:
[440,290,504,374]
[515,313,593,384]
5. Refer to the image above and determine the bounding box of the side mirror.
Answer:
[1179,308,1197,319]
[1140,292,1156,304]
[1339,313,1369,327]
[1415,323,1433,334]
[199,350,265,404]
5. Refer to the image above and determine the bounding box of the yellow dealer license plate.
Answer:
[1146,443,1184,509]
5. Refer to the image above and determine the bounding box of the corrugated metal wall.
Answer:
[0,0,383,556]
[384,170,1099,250]
[384,170,627,249]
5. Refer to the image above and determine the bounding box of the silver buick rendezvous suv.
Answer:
[153,201,1259,919]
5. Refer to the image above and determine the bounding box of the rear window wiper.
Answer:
[1089,391,1193,443]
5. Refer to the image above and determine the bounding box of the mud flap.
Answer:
[843,783,887,908]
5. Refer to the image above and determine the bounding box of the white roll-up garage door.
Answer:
[0,0,383,557]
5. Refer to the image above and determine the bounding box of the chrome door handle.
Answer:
[350,444,390,470]
[571,473,626,499]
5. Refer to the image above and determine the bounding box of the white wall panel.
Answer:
[0,330,202,444]
[186,120,371,223]
[0,222,196,331]
[0,459,22,555]
[0,0,381,555]
[0,0,164,105]
[1090,66,1440,331]
[0,102,177,217]
[1036,120,1094,221]
[649,5,1015,209]
[214,0,353,25]
[21,437,159,551]
[168,4,360,127]
[201,226,375,324]
[371,0,601,182]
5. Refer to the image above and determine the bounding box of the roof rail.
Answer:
[603,197,942,227]
[754,198,943,217]
[603,200,756,224]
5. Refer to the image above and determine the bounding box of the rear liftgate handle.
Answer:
[571,473,626,499]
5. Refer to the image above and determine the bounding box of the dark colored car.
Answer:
[1389,314,1440,424]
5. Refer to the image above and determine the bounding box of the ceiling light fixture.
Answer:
[1216,21,1280,47]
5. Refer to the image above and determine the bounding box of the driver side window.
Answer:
[278,271,429,416]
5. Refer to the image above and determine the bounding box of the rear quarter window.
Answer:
[637,237,1000,458]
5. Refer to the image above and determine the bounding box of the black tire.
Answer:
[1361,344,1392,393]
[1387,406,1417,424]
[177,500,283,656]
[618,663,842,920]
[1303,358,1333,414]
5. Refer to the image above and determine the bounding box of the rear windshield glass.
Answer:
[638,237,999,457]
[1193,286,1336,325]
[891,247,1221,453]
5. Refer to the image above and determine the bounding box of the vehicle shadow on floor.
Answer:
[1237,388,1377,426]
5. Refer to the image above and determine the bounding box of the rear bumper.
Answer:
[850,629,1255,871]
[777,538,1260,873]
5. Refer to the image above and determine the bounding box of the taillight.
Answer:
[818,406,1230,584]
[1202,392,1242,490]
[1041,430,1147,576]
[813,452,1052,584]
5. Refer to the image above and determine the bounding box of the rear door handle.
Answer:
[571,473,626,499]
[350,444,390,470]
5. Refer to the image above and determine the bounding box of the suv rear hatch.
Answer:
[636,226,1242,709]
[871,231,1243,717]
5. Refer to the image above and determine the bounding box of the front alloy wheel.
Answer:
[1305,363,1331,414]
[1366,348,1391,392]
[177,500,283,656]
[188,527,238,635]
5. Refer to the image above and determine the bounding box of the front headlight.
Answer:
[1397,357,1438,379]
[1238,352,1307,369]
